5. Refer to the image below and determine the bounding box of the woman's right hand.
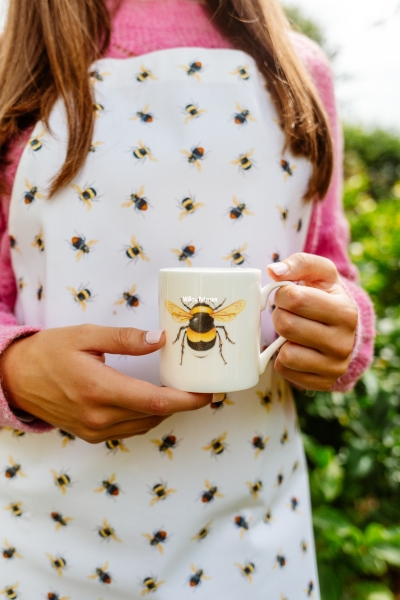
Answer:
[0,325,212,443]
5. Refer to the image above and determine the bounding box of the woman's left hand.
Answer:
[267,253,358,391]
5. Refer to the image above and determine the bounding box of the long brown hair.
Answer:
[0,0,333,201]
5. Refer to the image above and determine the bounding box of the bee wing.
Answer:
[235,102,243,112]
[178,64,188,70]
[247,148,254,157]
[137,185,145,197]
[194,73,201,82]
[195,161,202,173]
[121,200,132,207]
[180,150,191,157]
[130,235,138,246]
[171,248,182,255]
[148,153,158,162]
[183,115,193,125]
[114,298,126,306]
[138,139,145,149]
[193,202,205,209]
[185,258,192,267]
[248,115,257,122]
[94,485,105,493]
[232,195,240,207]
[191,563,197,573]
[239,242,248,252]
[243,208,254,216]
[71,184,83,194]
[66,287,78,296]
[142,533,153,540]
[165,301,191,323]
[143,103,150,113]
[35,192,46,199]
[8,455,15,466]
[109,473,116,483]
[103,561,109,570]
[24,179,32,189]
[88,573,98,579]
[204,479,211,490]
[220,431,228,441]
[230,158,241,165]
[87,239,98,247]
[129,284,137,295]
[213,300,246,321]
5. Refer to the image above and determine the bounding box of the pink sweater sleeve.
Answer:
[0,131,52,432]
[292,33,376,392]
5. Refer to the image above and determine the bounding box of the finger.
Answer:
[267,252,340,290]
[274,359,336,392]
[75,324,165,356]
[277,341,349,379]
[89,361,212,416]
[274,284,355,326]
[272,309,354,360]
[79,415,169,444]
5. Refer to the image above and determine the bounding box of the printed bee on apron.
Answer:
[136,65,157,82]
[200,480,224,504]
[257,389,273,412]
[230,64,250,80]
[67,285,92,311]
[142,529,168,553]
[122,185,150,214]
[27,129,46,152]
[132,140,157,162]
[223,243,249,266]
[231,149,255,172]
[273,551,286,569]
[151,433,179,459]
[141,576,166,595]
[4,456,26,480]
[89,69,111,83]
[235,561,256,583]
[23,179,45,204]
[115,284,140,309]
[181,145,206,171]
[246,479,262,499]
[276,204,289,226]
[149,480,177,506]
[88,140,104,153]
[9,236,20,252]
[179,61,203,81]
[97,518,121,542]
[69,235,98,261]
[188,565,211,587]
[0,583,19,599]
[251,434,270,458]
[202,432,228,457]
[191,520,213,541]
[177,195,204,219]
[50,512,73,530]
[93,103,105,118]
[46,553,67,576]
[171,244,197,267]
[131,103,154,123]
[182,103,207,124]
[234,515,251,538]
[95,473,120,497]
[5,502,23,517]
[210,393,234,411]
[105,439,129,453]
[123,235,149,263]
[51,470,72,494]
[88,561,112,584]
[37,281,44,301]
[228,196,253,220]
[166,297,246,365]
[71,183,99,211]
[32,228,44,252]
[233,102,257,125]
[47,593,69,600]
[280,158,297,180]
[2,540,23,560]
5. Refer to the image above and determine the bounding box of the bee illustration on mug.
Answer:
[165,297,246,365]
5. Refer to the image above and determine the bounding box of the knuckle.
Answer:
[148,392,169,415]
[117,327,135,351]
[283,285,304,312]
[80,429,103,444]
[273,310,293,338]
[277,342,293,367]
[81,411,108,431]
[333,338,354,361]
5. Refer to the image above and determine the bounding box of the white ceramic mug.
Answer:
[159,268,294,393]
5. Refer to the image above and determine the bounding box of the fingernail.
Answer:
[212,393,225,402]
[267,262,289,276]
[145,329,164,344]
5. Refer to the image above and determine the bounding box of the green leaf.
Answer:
[370,544,400,566]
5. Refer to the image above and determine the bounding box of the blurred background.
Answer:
[1,0,399,598]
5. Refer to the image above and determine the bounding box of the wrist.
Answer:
[0,335,32,409]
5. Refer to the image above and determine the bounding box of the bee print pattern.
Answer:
[2,540,23,560]
[71,184,99,211]
[89,69,111,83]
[171,244,196,266]
[177,194,204,219]
[281,159,297,180]
[136,65,157,82]
[123,235,150,263]
[46,553,68,576]
[4,502,23,518]
[202,432,228,458]
[180,145,205,171]
[149,480,177,506]
[141,575,165,595]
[51,470,72,494]
[151,433,179,459]
[9,236,20,253]
[95,473,121,497]
[69,235,98,261]
[273,551,286,569]
[233,102,257,125]
[231,149,255,172]
[230,64,250,80]
[235,561,256,583]
[305,581,315,597]
[200,480,224,504]
[51,512,73,530]
[228,196,253,220]
[251,434,270,458]
[89,140,104,153]
[142,529,168,553]
[4,456,27,480]
[191,520,213,541]
[121,186,150,214]
[32,228,44,252]
[276,204,289,226]
[222,243,248,266]
[246,479,262,500]
[37,281,44,301]
[93,103,105,118]
[46,593,69,600]
[132,140,157,162]
[179,61,203,81]
[27,129,46,151]
[257,389,273,412]
[210,393,234,411]
[188,565,211,587]
[17,278,27,292]
[115,284,140,309]
[97,518,121,542]
[1,583,19,598]
[88,562,112,584]
[67,285,92,311]
[131,104,154,124]
[105,439,129,453]
[183,103,207,124]
[234,515,251,538]
[23,179,45,204]
[58,429,76,446]
[294,217,303,232]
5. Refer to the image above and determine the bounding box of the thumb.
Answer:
[266,252,340,288]
[77,324,165,356]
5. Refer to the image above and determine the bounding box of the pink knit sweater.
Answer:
[0,0,375,432]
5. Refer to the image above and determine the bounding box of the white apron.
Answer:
[2,48,319,599]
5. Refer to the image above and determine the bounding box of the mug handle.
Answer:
[258,280,295,375]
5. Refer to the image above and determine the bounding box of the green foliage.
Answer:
[296,126,400,599]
